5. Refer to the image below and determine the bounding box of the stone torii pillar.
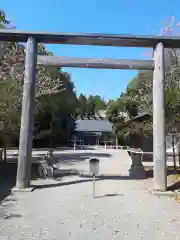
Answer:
[153,42,167,191]
[16,37,37,189]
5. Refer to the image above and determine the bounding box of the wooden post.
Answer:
[74,139,76,151]
[116,133,118,149]
[176,136,180,165]
[93,173,96,198]
[153,42,167,191]
[16,37,37,189]
[104,140,107,151]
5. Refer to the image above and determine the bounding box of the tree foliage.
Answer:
[0,9,78,152]
[0,9,110,152]
[77,94,107,118]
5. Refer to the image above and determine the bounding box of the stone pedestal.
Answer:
[129,152,146,179]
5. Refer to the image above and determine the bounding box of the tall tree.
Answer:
[106,100,126,148]
[0,10,21,160]
[77,94,107,118]
[78,94,88,117]
[87,95,96,117]
[93,95,107,112]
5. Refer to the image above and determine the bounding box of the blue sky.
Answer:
[1,0,178,100]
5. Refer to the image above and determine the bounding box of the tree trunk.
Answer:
[3,142,7,162]
[129,132,131,148]
[0,148,2,161]
[115,133,118,149]
[49,112,53,148]
[172,134,177,172]
[176,137,180,165]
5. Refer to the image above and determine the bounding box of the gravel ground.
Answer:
[1,149,180,240]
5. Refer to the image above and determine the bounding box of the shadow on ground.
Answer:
[6,146,97,156]
[5,151,112,163]
[0,195,22,220]
[146,167,180,178]
[0,170,22,220]
[31,175,146,191]
[0,148,112,197]
[0,162,45,205]
[168,181,180,191]
[33,146,97,151]
[146,166,180,191]
[0,172,16,204]
[95,193,124,198]
[0,162,44,181]
[54,152,112,163]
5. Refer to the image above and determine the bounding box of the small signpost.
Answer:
[104,140,107,151]
[89,158,100,198]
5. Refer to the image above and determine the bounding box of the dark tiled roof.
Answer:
[133,110,152,120]
[124,109,152,123]
[76,116,104,120]
[75,119,113,132]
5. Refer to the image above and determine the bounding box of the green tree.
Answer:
[78,94,88,117]
[0,10,21,160]
[35,68,78,147]
[77,94,107,118]
[93,95,107,112]
[0,8,78,151]
[87,95,96,117]
[0,80,21,160]
[106,101,126,148]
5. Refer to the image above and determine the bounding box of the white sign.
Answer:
[89,158,100,198]
[89,158,99,175]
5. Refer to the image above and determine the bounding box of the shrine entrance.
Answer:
[1,30,179,190]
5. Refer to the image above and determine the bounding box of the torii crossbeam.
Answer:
[37,56,154,70]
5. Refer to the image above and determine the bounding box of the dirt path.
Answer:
[1,149,180,239]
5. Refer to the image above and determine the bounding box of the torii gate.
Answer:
[1,30,180,191]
